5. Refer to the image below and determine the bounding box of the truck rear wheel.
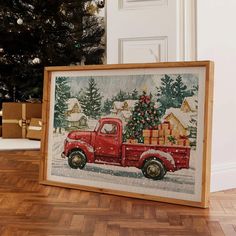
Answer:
[142,158,166,180]
[68,150,87,169]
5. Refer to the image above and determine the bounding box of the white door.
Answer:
[106,0,197,64]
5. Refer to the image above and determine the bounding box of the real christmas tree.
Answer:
[124,91,161,143]
[54,77,71,133]
[0,0,105,101]
[80,77,102,119]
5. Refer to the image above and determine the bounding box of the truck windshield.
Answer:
[94,121,100,132]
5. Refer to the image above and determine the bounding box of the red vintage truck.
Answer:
[61,118,190,180]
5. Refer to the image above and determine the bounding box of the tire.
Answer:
[68,150,87,169]
[142,158,166,180]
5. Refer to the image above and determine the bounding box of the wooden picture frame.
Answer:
[40,61,214,208]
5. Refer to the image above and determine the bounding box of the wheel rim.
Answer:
[146,163,161,177]
[72,155,83,167]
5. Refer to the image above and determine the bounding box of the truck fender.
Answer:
[138,149,175,171]
[68,140,95,163]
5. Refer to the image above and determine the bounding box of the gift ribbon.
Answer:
[22,104,26,138]
[2,119,19,124]
[28,126,42,131]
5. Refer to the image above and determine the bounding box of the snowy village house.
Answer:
[66,98,88,130]
[163,96,197,137]
[111,100,137,122]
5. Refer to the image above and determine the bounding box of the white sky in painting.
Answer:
[68,74,199,101]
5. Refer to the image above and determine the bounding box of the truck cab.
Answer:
[62,118,123,165]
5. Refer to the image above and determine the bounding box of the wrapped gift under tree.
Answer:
[2,103,42,138]
[27,118,43,140]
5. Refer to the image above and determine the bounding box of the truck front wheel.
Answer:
[142,158,166,180]
[68,150,87,169]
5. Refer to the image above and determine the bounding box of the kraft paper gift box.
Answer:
[126,139,132,144]
[162,123,170,131]
[164,129,171,136]
[142,129,151,137]
[144,137,150,144]
[158,129,164,137]
[185,140,190,146]
[151,137,158,145]
[158,138,165,145]
[26,118,42,140]
[130,139,138,144]
[2,103,42,138]
[152,130,159,138]
[177,139,186,146]
[143,129,159,138]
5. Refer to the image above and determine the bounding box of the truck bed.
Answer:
[122,143,191,170]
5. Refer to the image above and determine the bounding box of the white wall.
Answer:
[197,0,236,192]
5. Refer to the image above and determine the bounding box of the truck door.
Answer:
[95,122,120,160]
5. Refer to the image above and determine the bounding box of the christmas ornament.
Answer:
[17,18,23,25]
[32,57,41,64]
[154,103,159,109]
[61,10,66,15]
[96,0,105,8]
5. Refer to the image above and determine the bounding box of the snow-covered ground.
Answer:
[50,133,195,194]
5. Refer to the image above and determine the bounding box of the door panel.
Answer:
[106,0,197,63]
[119,36,168,63]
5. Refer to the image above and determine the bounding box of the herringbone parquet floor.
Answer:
[0,151,235,236]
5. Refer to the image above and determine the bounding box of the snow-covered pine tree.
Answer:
[156,74,193,115]
[115,90,129,102]
[131,89,139,100]
[156,75,175,116]
[188,114,197,149]
[0,0,105,101]
[188,86,198,149]
[172,75,193,107]
[124,91,161,143]
[102,98,113,115]
[80,78,102,119]
[54,77,71,133]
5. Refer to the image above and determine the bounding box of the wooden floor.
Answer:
[0,151,235,236]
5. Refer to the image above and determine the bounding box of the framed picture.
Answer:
[40,61,214,208]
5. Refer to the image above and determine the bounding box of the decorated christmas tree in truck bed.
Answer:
[124,91,191,147]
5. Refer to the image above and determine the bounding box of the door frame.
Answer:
[177,0,197,61]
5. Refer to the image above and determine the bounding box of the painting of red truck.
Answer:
[61,117,191,180]
[50,70,199,194]
[43,62,213,207]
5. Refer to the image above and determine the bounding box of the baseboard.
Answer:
[211,162,236,192]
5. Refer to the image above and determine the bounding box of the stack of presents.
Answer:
[127,121,190,147]
[143,121,190,146]
[0,103,42,140]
